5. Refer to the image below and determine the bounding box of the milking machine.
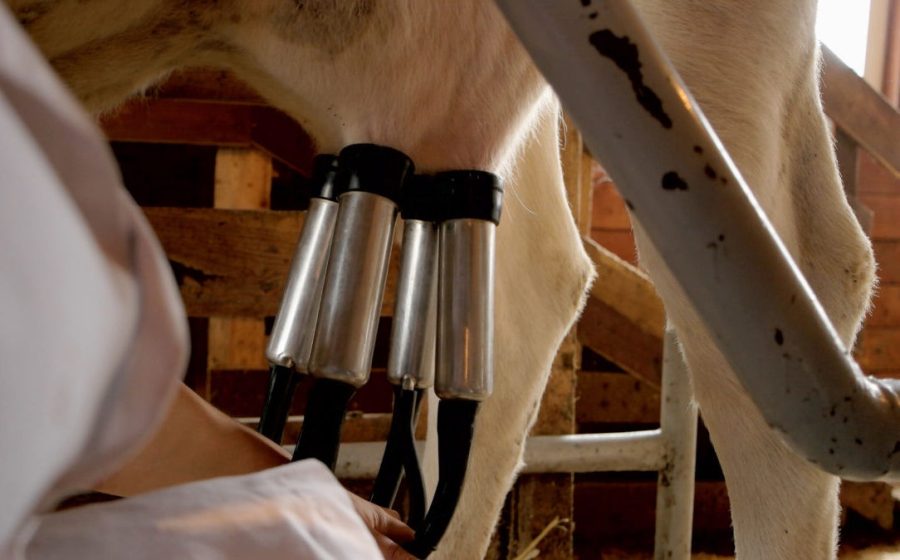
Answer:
[258,143,502,558]
[402,170,502,558]
[370,174,439,526]
[294,144,412,470]
[259,154,339,443]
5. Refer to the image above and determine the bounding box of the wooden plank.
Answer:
[145,207,302,317]
[579,296,663,388]
[578,238,665,387]
[583,238,665,338]
[206,149,271,398]
[873,240,900,283]
[207,318,267,371]
[858,194,900,239]
[101,99,315,175]
[865,284,900,328]
[822,46,900,179]
[592,181,632,231]
[858,151,900,195]
[576,372,660,425]
[856,328,900,373]
[590,229,638,264]
[143,207,401,317]
[214,149,272,208]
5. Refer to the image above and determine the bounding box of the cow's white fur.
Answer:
[7,1,876,558]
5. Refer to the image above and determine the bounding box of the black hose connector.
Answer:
[404,399,479,559]
[310,154,340,201]
[291,378,357,470]
[334,144,414,203]
[399,174,443,222]
[431,170,503,224]
[257,365,301,443]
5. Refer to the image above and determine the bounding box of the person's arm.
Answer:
[94,384,289,497]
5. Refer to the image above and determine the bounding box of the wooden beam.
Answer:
[578,237,665,388]
[579,296,663,389]
[101,99,315,175]
[822,46,900,178]
[145,207,302,317]
[142,207,401,317]
[205,149,271,398]
[583,237,664,337]
[576,372,660,425]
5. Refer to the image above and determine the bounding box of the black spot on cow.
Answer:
[588,29,673,129]
[580,0,591,6]
[704,165,717,179]
[718,234,725,242]
[589,11,598,19]
[774,328,784,345]
[693,145,703,154]
[662,171,688,191]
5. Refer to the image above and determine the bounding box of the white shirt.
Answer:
[0,4,381,558]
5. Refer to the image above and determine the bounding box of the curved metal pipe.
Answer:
[495,0,900,480]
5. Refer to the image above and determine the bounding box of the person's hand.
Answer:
[348,492,418,559]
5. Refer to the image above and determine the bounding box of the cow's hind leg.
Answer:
[632,1,876,558]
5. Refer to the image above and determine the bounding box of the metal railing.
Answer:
[495,0,900,483]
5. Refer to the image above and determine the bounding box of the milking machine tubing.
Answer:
[496,0,900,480]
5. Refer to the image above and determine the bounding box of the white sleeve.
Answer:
[0,2,188,547]
[24,461,383,560]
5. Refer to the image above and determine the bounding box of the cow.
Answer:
[6,1,875,558]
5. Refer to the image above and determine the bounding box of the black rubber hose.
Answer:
[403,399,479,559]
[402,390,427,527]
[371,388,428,524]
[257,365,301,444]
[371,388,414,508]
[291,378,357,470]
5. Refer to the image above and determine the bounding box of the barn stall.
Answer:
[81,31,900,557]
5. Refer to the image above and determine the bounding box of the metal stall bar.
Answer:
[494,0,900,480]
[655,329,698,560]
